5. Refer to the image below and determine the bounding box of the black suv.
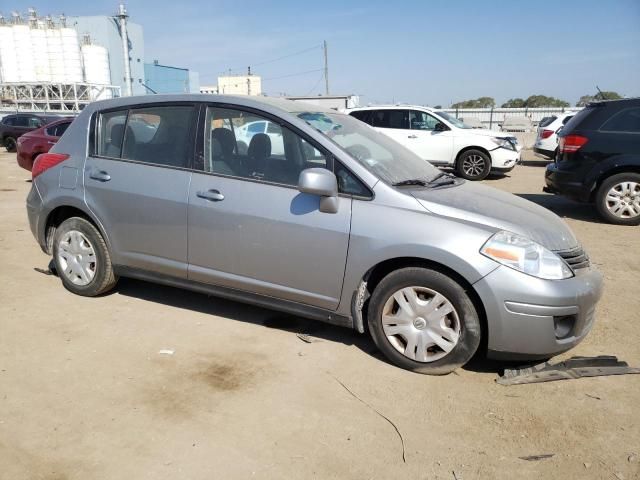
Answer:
[545,98,640,225]
[0,113,60,152]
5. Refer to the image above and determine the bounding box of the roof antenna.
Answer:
[595,85,604,100]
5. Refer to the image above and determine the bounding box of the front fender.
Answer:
[337,199,499,317]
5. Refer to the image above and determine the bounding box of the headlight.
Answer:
[490,137,516,151]
[481,231,573,280]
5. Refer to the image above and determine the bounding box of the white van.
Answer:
[347,106,522,180]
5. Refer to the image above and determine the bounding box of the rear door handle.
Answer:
[89,170,111,182]
[196,189,225,202]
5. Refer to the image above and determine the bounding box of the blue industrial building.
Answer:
[144,61,200,94]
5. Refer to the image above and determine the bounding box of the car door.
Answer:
[369,109,415,150]
[188,104,351,310]
[406,110,455,164]
[84,103,197,278]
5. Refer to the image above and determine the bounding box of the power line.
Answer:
[262,68,324,82]
[303,72,326,96]
[222,44,323,75]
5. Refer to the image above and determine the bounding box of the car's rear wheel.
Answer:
[456,149,491,181]
[4,136,17,152]
[367,267,481,375]
[595,173,640,226]
[53,217,118,296]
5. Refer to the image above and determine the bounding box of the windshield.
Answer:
[432,111,472,129]
[296,111,441,184]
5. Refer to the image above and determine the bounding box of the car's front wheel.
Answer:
[595,173,640,226]
[456,149,491,180]
[53,217,118,296]
[367,267,481,375]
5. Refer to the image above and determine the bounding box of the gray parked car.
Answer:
[26,95,603,374]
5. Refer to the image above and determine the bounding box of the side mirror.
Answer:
[298,168,339,214]
[434,122,447,132]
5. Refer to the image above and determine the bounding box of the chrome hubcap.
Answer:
[605,181,640,219]
[57,230,97,286]
[382,286,461,363]
[462,154,486,177]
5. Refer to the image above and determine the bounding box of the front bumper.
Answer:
[490,146,522,170]
[473,264,603,360]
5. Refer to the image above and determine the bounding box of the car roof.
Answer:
[84,94,344,116]
[348,105,435,112]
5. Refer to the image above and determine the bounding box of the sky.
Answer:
[5,0,640,106]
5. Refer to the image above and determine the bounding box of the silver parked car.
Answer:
[26,95,603,374]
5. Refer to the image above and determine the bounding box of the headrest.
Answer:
[248,133,271,159]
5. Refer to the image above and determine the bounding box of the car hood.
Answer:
[463,128,510,138]
[411,182,578,251]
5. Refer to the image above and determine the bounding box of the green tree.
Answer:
[577,91,622,106]
[501,98,526,108]
[451,97,495,108]
[501,95,570,108]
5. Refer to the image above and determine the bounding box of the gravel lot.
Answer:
[0,150,638,480]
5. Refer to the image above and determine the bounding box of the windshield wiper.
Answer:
[393,173,457,188]
[392,179,429,187]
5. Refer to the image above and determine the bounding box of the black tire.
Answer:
[367,267,481,375]
[456,149,491,181]
[4,136,17,152]
[52,217,118,296]
[595,173,640,226]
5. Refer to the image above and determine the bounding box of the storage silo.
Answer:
[61,25,83,83]
[30,22,51,82]
[12,23,37,82]
[0,18,19,82]
[46,23,65,83]
[81,37,112,100]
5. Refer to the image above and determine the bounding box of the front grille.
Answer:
[556,246,590,270]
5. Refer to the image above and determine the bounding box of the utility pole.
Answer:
[247,66,251,95]
[323,40,329,96]
[116,3,132,96]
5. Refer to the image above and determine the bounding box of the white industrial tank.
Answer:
[0,23,19,82]
[46,27,65,83]
[81,43,112,99]
[12,24,37,82]
[30,23,51,82]
[60,27,83,83]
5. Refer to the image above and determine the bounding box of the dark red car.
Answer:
[16,118,74,171]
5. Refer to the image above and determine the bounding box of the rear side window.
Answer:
[370,110,409,129]
[2,116,15,126]
[122,106,195,168]
[600,107,640,133]
[14,116,29,127]
[46,122,71,137]
[538,116,557,128]
[98,110,128,158]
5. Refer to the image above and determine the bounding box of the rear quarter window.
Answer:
[600,107,640,133]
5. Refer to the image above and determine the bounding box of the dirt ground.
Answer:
[0,150,638,480]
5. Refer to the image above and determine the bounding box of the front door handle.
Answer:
[407,134,418,139]
[89,170,111,182]
[196,189,225,202]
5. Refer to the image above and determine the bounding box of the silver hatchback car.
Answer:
[26,95,603,374]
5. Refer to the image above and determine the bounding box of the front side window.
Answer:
[600,107,640,133]
[202,106,327,187]
[409,110,440,131]
[28,117,43,128]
